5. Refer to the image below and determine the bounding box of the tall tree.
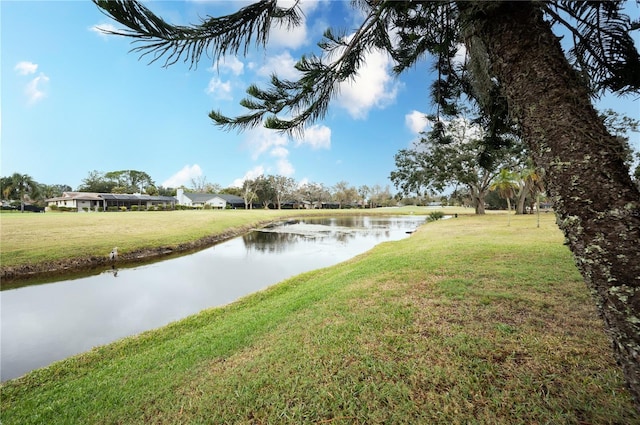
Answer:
[369,184,394,208]
[157,186,175,197]
[297,181,331,208]
[271,175,296,209]
[78,170,155,193]
[105,170,155,193]
[391,117,520,214]
[254,175,276,209]
[190,175,221,193]
[358,185,370,208]
[241,178,258,209]
[456,4,640,407]
[77,170,116,193]
[220,186,243,197]
[41,184,73,199]
[94,0,640,406]
[599,109,640,180]
[332,181,357,209]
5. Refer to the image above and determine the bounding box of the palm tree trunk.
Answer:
[536,193,541,228]
[459,1,640,408]
[515,188,527,215]
[515,179,533,215]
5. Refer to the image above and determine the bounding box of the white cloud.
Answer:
[269,22,307,50]
[162,164,203,187]
[295,124,331,149]
[15,61,38,75]
[276,0,319,13]
[255,51,300,80]
[268,0,320,49]
[90,23,119,38]
[15,62,49,104]
[335,47,400,119]
[276,158,295,176]
[213,56,244,76]
[243,126,298,178]
[270,146,290,158]
[241,121,330,181]
[25,73,50,105]
[245,126,289,160]
[405,110,430,134]
[231,166,265,187]
[205,77,232,100]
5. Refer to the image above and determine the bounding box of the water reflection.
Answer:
[0,215,424,381]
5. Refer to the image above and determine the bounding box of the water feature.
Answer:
[0,215,425,381]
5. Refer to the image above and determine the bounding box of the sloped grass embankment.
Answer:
[1,213,638,423]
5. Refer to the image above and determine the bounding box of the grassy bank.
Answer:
[2,213,638,423]
[0,207,455,273]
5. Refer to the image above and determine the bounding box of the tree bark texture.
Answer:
[458,1,640,409]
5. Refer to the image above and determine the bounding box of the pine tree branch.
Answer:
[93,0,301,68]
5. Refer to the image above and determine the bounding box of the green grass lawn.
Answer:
[1,212,637,424]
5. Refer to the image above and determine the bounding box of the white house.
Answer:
[175,188,245,209]
[46,192,105,211]
[46,192,177,211]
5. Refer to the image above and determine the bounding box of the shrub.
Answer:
[57,206,76,212]
[428,211,445,221]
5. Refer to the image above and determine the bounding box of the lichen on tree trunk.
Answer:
[458,1,640,409]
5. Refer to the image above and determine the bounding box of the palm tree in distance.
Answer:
[11,173,38,213]
[490,169,518,225]
[93,0,640,407]
[519,165,546,227]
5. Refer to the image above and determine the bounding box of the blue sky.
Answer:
[2,1,639,192]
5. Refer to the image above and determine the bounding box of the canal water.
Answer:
[0,215,425,381]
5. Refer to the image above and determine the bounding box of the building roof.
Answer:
[100,193,177,202]
[182,192,244,205]
[216,194,245,204]
[46,192,176,203]
[46,192,103,201]
[182,192,220,203]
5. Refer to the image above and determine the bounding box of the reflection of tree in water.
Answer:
[304,216,414,231]
[241,228,361,253]
[305,217,369,228]
[331,230,357,245]
[242,216,419,253]
[242,231,309,253]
